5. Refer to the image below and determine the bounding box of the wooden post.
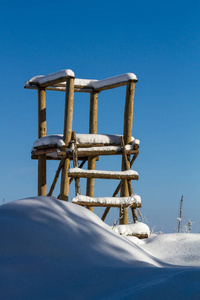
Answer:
[121,136,138,223]
[60,77,75,201]
[71,131,81,195]
[86,92,99,211]
[120,81,136,224]
[38,89,47,196]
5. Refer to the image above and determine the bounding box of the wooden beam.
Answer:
[38,89,47,196]
[73,200,141,208]
[69,169,138,180]
[86,92,99,211]
[31,147,139,159]
[120,81,136,224]
[75,147,138,157]
[101,207,110,221]
[47,156,66,197]
[60,77,75,201]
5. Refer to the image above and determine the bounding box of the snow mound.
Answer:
[140,233,200,266]
[1,196,200,299]
[0,196,158,268]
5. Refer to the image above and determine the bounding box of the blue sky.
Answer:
[0,0,200,233]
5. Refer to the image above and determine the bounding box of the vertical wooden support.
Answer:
[71,131,81,196]
[120,81,136,224]
[60,77,75,201]
[86,92,99,211]
[38,89,47,196]
[121,136,138,223]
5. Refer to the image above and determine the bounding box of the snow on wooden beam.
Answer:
[112,222,150,238]
[72,194,141,207]
[31,147,139,160]
[24,69,75,88]
[32,134,140,149]
[68,168,139,180]
[25,71,138,91]
[91,73,138,91]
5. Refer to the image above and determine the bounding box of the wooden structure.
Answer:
[25,69,141,225]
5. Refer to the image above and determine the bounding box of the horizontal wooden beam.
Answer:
[25,85,94,93]
[31,147,139,158]
[73,201,141,208]
[72,196,141,208]
[68,168,139,180]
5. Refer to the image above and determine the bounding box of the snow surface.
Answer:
[33,134,140,149]
[1,196,200,299]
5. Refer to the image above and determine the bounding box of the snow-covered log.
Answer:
[68,168,139,180]
[72,194,141,207]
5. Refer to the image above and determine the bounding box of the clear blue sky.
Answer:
[0,0,199,233]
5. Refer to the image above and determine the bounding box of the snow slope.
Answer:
[0,197,200,299]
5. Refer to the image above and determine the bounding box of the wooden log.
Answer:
[93,79,137,92]
[120,81,136,224]
[72,196,141,208]
[38,89,47,196]
[31,145,139,158]
[68,169,138,180]
[89,92,98,133]
[71,131,81,195]
[38,89,47,138]
[101,207,110,221]
[118,233,148,239]
[47,156,66,197]
[76,147,138,157]
[25,85,93,93]
[121,137,133,194]
[86,92,99,211]
[38,155,46,196]
[131,207,138,223]
[63,77,75,146]
[35,73,75,88]
[60,158,70,201]
[73,201,140,208]
[123,81,135,145]
[121,136,138,223]
[60,77,75,201]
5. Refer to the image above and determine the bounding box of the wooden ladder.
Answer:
[69,132,139,223]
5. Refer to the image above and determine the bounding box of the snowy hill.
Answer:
[0,196,200,299]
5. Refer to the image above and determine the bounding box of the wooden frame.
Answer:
[25,69,139,226]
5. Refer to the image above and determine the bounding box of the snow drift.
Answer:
[0,196,200,299]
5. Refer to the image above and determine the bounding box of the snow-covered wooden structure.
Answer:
[25,69,141,226]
